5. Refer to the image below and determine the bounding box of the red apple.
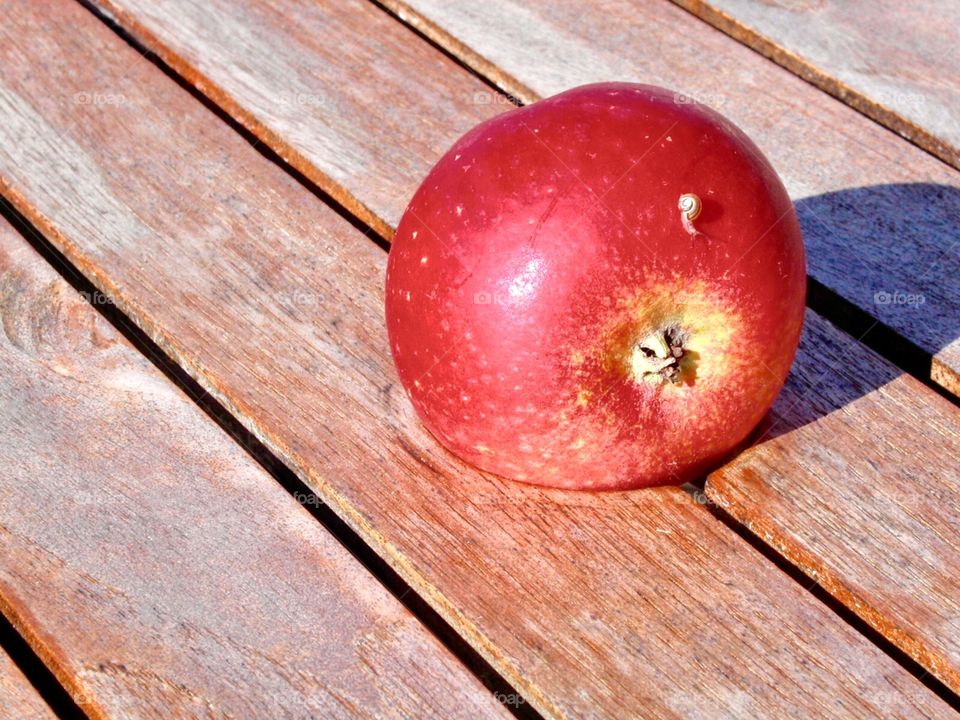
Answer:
[386,82,805,490]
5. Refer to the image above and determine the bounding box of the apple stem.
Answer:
[630,325,688,385]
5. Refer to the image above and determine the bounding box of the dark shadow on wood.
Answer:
[798,182,959,388]
[756,182,960,441]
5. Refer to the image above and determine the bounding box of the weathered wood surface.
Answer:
[0,1,954,718]
[670,0,960,170]
[707,312,960,694]
[0,219,508,718]
[86,0,499,240]
[0,647,56,720]
[80,0,960,695]
[375,0,960,399]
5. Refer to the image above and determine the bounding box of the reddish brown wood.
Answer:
[0,648,55,720]
[90,0,960,692]
[374,0,960,400]
[0,1,954,717]
[0,221,508,717]
[670,0,960,169]
[707,312,960,695]
[86,0,500,239]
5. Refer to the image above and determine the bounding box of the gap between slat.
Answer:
[0,611,86,720]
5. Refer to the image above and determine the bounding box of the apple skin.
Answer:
[386,82,805,490]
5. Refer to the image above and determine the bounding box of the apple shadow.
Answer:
[753,181,960,442]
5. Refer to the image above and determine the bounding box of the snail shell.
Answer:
[678,193,702,221]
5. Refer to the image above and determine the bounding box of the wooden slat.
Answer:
[86,0,500,239]
[707,313,960,694]
[0,1,953,718]
[0,648,56,720]
[670,0,960,170]
[0,221,508,717]
[371,0,960,400]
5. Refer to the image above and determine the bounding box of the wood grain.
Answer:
[707,312,960,695]
[0,648,56,720]
[670,0,960,169]
[0,1,954,717]
[86,0,501,239]
[0,222,508,717]
[373,0,960,400]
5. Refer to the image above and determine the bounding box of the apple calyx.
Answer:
[630,324,689,385]
[678,192,702,236]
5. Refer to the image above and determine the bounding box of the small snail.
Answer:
[678,192,702,236]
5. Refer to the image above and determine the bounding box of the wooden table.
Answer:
[1,1,958,717]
